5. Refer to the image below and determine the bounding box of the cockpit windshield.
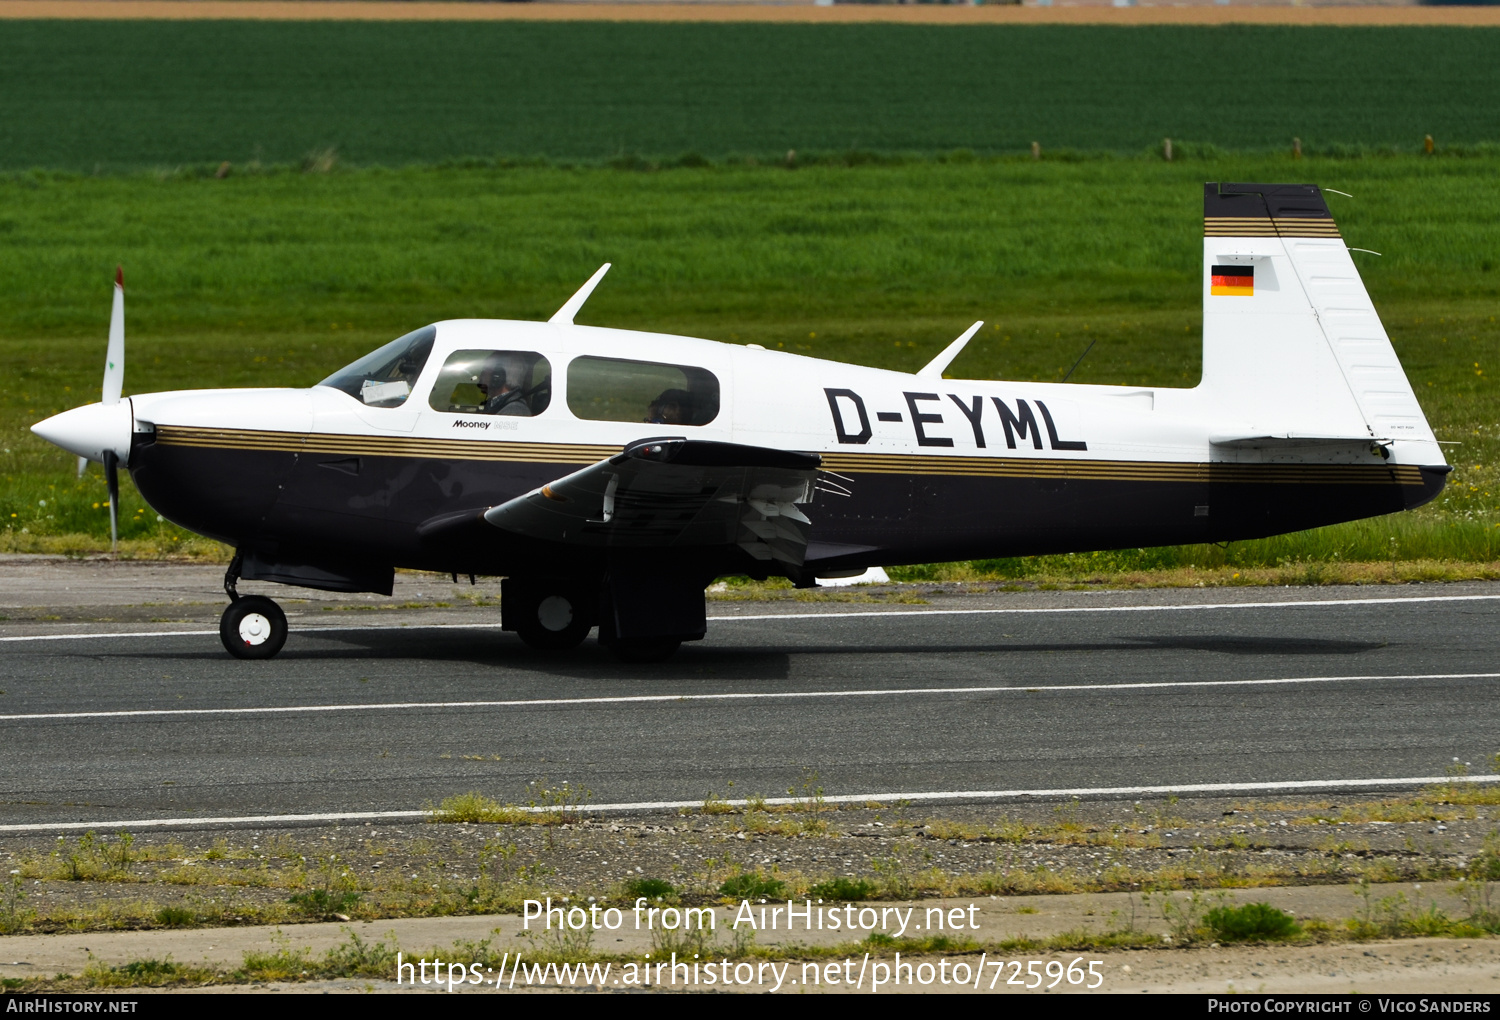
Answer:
[317,325,436,408]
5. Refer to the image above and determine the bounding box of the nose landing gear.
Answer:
[220,553,288,659]
[220,595,288,659]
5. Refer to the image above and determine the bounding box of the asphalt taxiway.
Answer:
[1,560,1497,829]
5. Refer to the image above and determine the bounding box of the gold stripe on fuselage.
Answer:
[154,425,617,465]
[155,426,1424,486]
[820,452,1421,486]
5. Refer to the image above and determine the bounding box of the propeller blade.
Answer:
[103,266,124,405]
[104,450,120,553]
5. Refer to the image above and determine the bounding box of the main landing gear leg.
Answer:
[502,579,594,651]
[219,552,288,660]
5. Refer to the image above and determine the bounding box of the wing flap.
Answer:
[1211,433,1387,447]
[483,438,821,566]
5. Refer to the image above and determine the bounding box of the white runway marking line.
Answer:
[3,774,1499,834]
[0,671,1495,724]
[0,628,219,642]
[0,591,1497,645]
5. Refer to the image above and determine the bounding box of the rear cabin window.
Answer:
[428,350,552,417]
[566,356,720,427]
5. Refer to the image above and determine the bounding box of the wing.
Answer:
[482,437,822,567]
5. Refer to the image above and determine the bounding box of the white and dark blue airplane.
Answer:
[32,183,1448,661]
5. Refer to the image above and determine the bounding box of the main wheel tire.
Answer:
[220,595,288,660]
[610,637,682,664]
[513,591,593,650]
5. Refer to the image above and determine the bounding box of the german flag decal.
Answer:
[1211,264,1254,297]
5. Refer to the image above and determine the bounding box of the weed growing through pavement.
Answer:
[1204,902,1302,942]
[429,778,593,834]
[808,877,877,901]
[1457,836,1500,924]
[154,905,194,927]
[81,956,214,988]
[428,792,530,825]
[1154,889,1222,944]
[649,919,714,959]
[320,928,401,977]
[107,831,135,873]
[700,787,735,816]
[1107,889,1147,934]
[625,877,675,901]
[870,844,918,900]
[287,854,361,919]
[60,832,98,881]
[788,770,827,816]
[718,870,786,900]
[1,868,27,934]
[522,920,596,959]
[239,934,313,982]
[526,779,592,825]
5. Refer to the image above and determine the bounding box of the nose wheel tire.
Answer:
[220,595,288,660]
[513,591,593,650]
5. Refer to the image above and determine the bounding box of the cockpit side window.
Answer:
[428,350,552,417]
[566,356,720,426]
[317,325,437,408]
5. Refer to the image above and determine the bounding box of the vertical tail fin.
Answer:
[1200,183,1437,452]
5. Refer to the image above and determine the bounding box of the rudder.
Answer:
[1200,182,1437,449]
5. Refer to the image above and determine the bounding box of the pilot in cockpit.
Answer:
[477,353,533,416]
[647,388,693,426]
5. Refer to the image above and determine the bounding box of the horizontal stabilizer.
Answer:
[483,438,821,566]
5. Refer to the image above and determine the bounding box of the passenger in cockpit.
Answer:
[478,353,533,416]
[647,388,694,425]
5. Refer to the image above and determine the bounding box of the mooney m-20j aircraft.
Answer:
[33,183,1449,661]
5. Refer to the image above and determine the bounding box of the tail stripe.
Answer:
[1205,217,1342,238]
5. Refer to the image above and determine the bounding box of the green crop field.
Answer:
[1,155,1496,577]
[1,17,1496,579]
[1,22,1499,170]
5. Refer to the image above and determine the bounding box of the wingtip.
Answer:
[115,265,123,289]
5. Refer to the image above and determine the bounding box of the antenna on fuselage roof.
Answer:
[1060,338,1097,383]
[915,320,983,379]
[548,263,612,325]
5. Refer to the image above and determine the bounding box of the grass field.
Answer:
[1,155,1496,574]
[2,23,1500,170]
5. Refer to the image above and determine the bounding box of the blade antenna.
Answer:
[1061,338,1098,383]
[916,321,983,379]
[548,263,612,326]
